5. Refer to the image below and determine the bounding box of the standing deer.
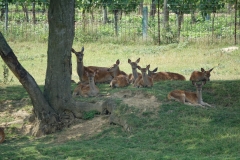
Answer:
[0,127,5,144]
[168,81,211,107]
[190,68,214,84]
[71,47,113,84]
[134,65,153,87]
[128,58,141,84]
[107,59,129,88]
[72,68,99,97]
[147,65,186,81]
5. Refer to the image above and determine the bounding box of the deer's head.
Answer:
[85,68,98,83]
[107,59,120,72]
[137,65,150,77]
[71,47,84,63]
[128,58,140,69]
[147,65,158,77]
[201,68,214,81]
[193,81,206,89]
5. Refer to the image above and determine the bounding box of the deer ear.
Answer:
[81,47,84,52]
[136,58,140,63]
[209,68,214,72]
[201,68,205,72]
[116,59,120,65]
[153,67,158,72]
[146,64,150,69]
[128,59,131,63]
[137,66,141,70]
[71,48,76,53]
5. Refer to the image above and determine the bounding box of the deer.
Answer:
[107,59,129,88]
[190,68,214,84]
[128,58,142,84]
[71,47,113,84]
[0,127,5,144]
[134,65,153,88]
[72,68,99,97]
[167,81,211,107]
[147,65,186,81]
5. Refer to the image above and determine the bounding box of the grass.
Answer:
[0,41,240,159]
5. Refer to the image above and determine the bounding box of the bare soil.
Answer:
[0,90,160,142]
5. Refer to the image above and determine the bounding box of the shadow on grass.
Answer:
[0,80,240,159]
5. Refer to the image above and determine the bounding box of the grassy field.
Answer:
[0,41,240,159]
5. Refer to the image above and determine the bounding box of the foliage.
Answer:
[82,110,100,120]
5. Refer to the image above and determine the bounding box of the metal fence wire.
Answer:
[0,1,239,45]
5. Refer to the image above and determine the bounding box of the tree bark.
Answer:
[44,0,75,113]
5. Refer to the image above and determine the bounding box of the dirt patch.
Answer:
[112,90,160,112]
[0,90,160,142]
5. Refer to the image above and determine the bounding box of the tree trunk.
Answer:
[21,2,29,22]
[103,6,108,24]
[114,10,118,36]
[32,1,36,24]
[44,0,75,114]
[139,1,143,15]
[150,0,156,18]
[163,0,169,28]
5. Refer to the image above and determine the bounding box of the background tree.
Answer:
[167,0,198,38]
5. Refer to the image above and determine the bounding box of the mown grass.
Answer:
[0,41,240,159]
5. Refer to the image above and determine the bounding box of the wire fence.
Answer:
[0,2,239,45]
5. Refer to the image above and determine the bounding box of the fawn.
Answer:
[128,58,142,84]
[168,81,211,107]
[72,68,99,97]
[107,59,129,88]
[71,47,113,84]
[134,65,153,87]
[147,65,186,81]
[190,68,214,83]
[0,127,5,144]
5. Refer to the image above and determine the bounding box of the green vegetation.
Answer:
[0,41,240,159]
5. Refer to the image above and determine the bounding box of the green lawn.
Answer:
[0,41,240,159]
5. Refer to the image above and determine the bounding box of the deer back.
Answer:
[88,66,113,83]
[110,75,129,88]
[190,68,214,82]
[148,66,185,81]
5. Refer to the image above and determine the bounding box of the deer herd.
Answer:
[71,47,214,108]
[0,47,214,144]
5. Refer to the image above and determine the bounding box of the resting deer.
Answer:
[147,65,186,81]
[128,58,142,84]
[107,59,129,88]
[134,65,153,87]
[190,68,214,84]
[168,81,211,107]
[72,68,99,97]
[71,47,113,84]
[0,127,5,144]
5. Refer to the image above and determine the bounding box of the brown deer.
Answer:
[168,81,211,107]
[71,47,113,84]
[72,68,99,97]
[107,59,129,88]
[134,65,153,87]
[0,127,5,144]
[128,58,142,84]
[147,65,186,81]
[190,68,214,84]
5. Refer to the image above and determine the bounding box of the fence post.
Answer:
[234,0,237,45]
[142,6,148,40]
[4,0,8,31]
